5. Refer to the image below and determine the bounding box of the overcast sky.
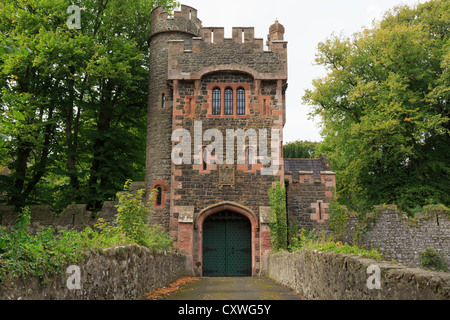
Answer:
[178,0,426,143]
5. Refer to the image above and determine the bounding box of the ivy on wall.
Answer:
[268,182,288,251]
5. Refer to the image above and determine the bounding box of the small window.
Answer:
[237,88,245,115]
[161,93,166,108]
[212,88,221,115]
[224,88,233,115]
[186,97,192,115]
[156,187,163,206]
[318,202,322,221]
[202,147,208,171]
[248,148,253,171]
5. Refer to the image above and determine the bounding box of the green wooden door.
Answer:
[203,211,252,277]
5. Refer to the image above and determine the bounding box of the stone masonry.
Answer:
[345,205,450,270]
[269,250,450,300]
[0,4,337,278]
[0,245,191,300]
[144,4,336,276]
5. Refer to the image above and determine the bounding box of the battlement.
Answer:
[199,27,263,45]
[196,24,286,52]
[151,4,200,23]
[284,170,336,185]
[150,5,202,39]
[150,4,287,58]
[165,18,288,81]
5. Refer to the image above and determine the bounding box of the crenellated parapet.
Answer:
[161,9,287,82]
[284,159,336,231]
[147,4,290,276]
[149,5,202,40]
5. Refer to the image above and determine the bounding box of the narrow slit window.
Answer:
[156,187,162,206]
[212,88,221,115]
[237,88,245,115]
[187,98,191,115]
[202,147,208,171]
[318,202,322,221]
[224,88,233,115]
[161,93,166,108]
[248,148,253,171]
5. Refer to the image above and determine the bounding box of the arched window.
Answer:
[156,187,163,206]
[212,88,221,115]
[161,93,166,108]
[237,88,245,115]
[224,88,233,115]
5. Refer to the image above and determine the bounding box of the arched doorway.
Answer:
[202,210,252,277]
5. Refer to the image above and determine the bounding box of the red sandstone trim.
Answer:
[150,180,169,208]
[206,83,251,118]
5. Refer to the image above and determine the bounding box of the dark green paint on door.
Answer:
[203,211,252,277]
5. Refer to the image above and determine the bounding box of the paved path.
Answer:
[162,277,305,300]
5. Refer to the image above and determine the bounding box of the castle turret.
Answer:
[267,20,286,52]
[146,5,202,229]
[268,20,285,41]
[145,4,290,276]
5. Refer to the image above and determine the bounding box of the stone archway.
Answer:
[202,210,252,277]
[194,202,259,277]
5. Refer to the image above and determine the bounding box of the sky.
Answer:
[176,0,426,143]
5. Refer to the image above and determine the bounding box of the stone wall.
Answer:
[345,205,450,270]
[0,245,191,300]
[268,250,450,300]
[285,170,336,232]
[0,202,118,235]
[0,181,150,233]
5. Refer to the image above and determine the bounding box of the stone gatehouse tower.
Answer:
[146,4,336,277]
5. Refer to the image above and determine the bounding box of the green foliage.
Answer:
[328,197,349,242]
[114,180,173,250]
[303,0,450,211]
[283,140,320,159]
[0,0,178,211]
[0,208,128,281]
[423,203,450,218]
[420,248,448,272]
[291,229,383,260]
[268,182,288,251]
[0,182,173,281]
[0,33,27,149]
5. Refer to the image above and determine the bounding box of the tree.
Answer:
[0,0,178,210]
[283,140,320,159]
[303,0,449,212]
[0,35,28,160]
